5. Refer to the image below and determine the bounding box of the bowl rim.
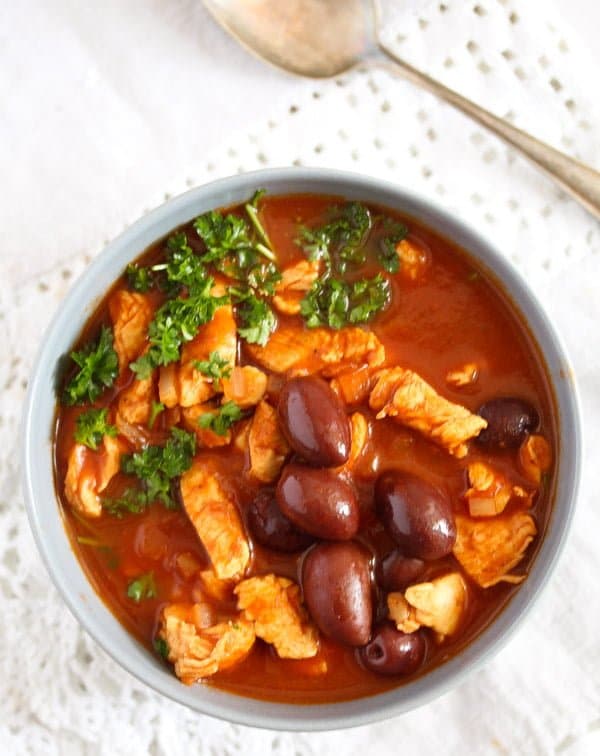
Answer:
[20,166,582,731]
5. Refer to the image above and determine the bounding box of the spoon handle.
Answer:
[376,44,600,219]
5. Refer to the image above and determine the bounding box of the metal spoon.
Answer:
[203,0,600,219]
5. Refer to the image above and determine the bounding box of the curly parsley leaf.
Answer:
[130,277,229,378]
[153,636,170,660]
[102,489,149,518]
[73,407,117,450]
[148,401,165,429]
[194,350,232,385]
[126,263,153,293]
[232,288,277,346]
[127,572,157,603]
[298,202,371,273]
[63,326,119,406]
[198,401,245,436]
[120,428,196,509]
[300,274,390,330]
[377,220,408,274]
[193,211,254,263]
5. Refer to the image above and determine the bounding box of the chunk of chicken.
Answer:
[179,462,250,580]
[395,238,431,281]
[158,604,255,684]
[181,404,232,448]
[464,462,532,517]
[405,572,467,637]
[445,362,479,388]
[369,367,487,458]
[246,325,385,377]
[519,435,552,484]
[248,400,290,483]
[64,435,122,518]
[272,259,321,315]
[387,593,421,634]
[109,290,154,371]
[235,574,319,659]
[159,304,237,408]
[330,364,374,405]
[221,366,267,409]
[453,512,537,588]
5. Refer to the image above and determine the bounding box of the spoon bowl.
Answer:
[203,0,600,219]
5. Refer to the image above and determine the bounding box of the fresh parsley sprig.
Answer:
[198,401,245,436]
[74,407,117,450]
[300,273,390,330]
[127,572,157,602]
[120,427,196,509]
[63,326,119,406]
[231,288,277,346]
[194,350,232,385]
[298,202,372,273]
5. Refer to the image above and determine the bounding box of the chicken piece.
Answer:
[272,259,321,315]
[387,592,421,634]
[445,362,479,388]
[233,419,251,454]
[395,238,431,281]
[464,462,532,517]
[235,574,319,659]
[330,364,374,405]
[404,572,467,637]
[369,367,487,458]
[158,304,237,408]
[246,325,385,377]
[158,604,255,684]
[248,400,290,483]
[181,404,232,448]
[109,290,154,371]
[114,376,155,448]
[179,462,250,580]
[221,366,267,409]
[64,436,122,518]
[453,512,537,588]
[519,435,552,484]
[335,412,369,473]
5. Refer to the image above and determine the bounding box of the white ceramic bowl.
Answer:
[21,168,581,730]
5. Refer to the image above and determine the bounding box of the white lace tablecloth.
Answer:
[1,1,599,753]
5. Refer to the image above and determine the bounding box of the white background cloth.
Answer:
[1,1,599,754]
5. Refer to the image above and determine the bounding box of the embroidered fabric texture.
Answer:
[1,1,599,754]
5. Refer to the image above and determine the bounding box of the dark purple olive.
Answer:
[247,489,314,552]
[302,541,373,646]
[375,472,456,560]
[278,376,351,467]
[380,550,426,591]
[276,463,360,540]
[359,622,426,676]
[476,397,539,449]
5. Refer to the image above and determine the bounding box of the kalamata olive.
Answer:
[276,463,359,540]
[380,550,426,591]
[247,489,314,552]
[277,376,351,467]
[359,622,426,676]
[302,541,373,646]
[375,472,456,560]
[476,397,539,449]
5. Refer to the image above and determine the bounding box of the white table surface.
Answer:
[1,1,599,754]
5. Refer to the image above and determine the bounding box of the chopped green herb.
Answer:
[63,326,119,406]
[194,350,232,385]
[198,401,245,436]
[102,489,149,518]
[127,572,157,603]
[298,202,371,273]
[244,188,276,262]
[193,210,254,263]
[76,536,106,548]
[73,407,117,450]
[246,260,282,296]
[233,289,277,346]
[162,231,205,290]
[130,277,228,378]
[153,636,170,660]
[148,401,165,429]
[121,428,196,509]
[300,274,390,329]
[126,263,152,293]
